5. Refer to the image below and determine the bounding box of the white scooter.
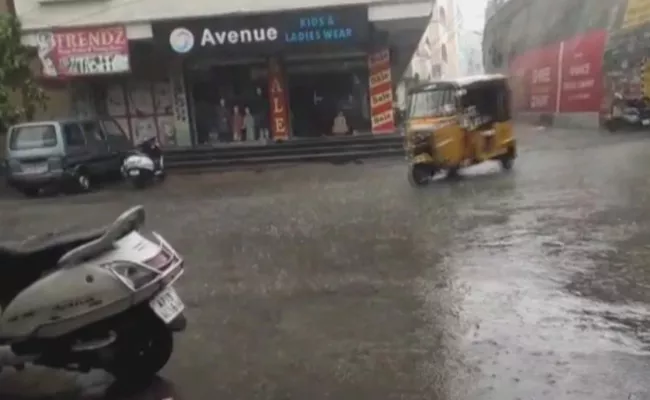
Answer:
[122,137,165,189]
[0,206,186,382]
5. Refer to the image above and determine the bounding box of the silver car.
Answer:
[4,117,132,197]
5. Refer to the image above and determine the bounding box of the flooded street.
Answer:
[2,127,650,399]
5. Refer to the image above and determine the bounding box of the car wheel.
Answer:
[77,172,91,192]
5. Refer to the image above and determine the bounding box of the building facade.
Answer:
[482,0,648,129]
[402,0,461,83]
[457,30,484,76]
[16,0,432,146]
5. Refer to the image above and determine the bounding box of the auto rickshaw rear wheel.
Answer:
[409,164,434,186]
[500,146,515,170]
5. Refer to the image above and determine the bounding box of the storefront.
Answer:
[34,24,182,146]
[152,6,395,146]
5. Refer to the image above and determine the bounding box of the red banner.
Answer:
[518,44,561,113]
[268,59,289,141]
[558,30,606,112]
[36,25,130,78]
[508,29,606,114]
[368,49,395,134]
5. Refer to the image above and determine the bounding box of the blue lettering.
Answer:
[285,14,354,43]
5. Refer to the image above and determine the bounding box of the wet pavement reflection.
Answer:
[2,127,650,399]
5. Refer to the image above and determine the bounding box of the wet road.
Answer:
[2,126,650,399]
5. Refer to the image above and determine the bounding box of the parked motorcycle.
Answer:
[605,96,650,132]
[122,137,165,189]
[0,206,186,382]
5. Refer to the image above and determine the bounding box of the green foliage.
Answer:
[0,14,46,127]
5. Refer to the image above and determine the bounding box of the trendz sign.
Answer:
[36,26,130,77]
[156,6,368,55]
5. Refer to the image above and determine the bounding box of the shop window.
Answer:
[442,45,448,63]
[63,123,85,146]
[187,63,268,145]
[93,78,175,146]
[439,7,446,25]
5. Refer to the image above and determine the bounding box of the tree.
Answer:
[0,13,46,129]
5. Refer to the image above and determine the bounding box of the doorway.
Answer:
[287,65,370,138]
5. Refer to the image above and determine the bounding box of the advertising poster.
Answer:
[368,49,395,134]
[558,30,607,112]
[157,116,177,146]
[127,82,154,116]
[153,82,173,115]
[36,26,130,78]
[130,117,157,144]
[267,59,289,140]
[524,44,561,113]
[105,84,127,116]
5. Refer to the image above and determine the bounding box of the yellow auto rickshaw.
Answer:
[404,74,516,185]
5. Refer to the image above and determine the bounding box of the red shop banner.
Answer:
[558,30,606,113]
[524,44,561,113]
[36,25,130,78]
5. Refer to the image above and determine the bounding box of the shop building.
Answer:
[16,0,432,147]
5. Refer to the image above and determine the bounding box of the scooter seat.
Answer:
[0,227,105,308]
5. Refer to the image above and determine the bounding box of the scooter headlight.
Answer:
[103,261,157,290]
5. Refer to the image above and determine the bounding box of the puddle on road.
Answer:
[428,187,650,399]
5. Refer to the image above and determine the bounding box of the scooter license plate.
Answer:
[129,170,140,176]
[150,286,185,324]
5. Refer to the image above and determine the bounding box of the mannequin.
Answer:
[254,87,270,141]
[243,106,255,142]
[215,98,231,143]
[232,105,243,141]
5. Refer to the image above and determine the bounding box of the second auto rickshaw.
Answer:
[404,74,516,185]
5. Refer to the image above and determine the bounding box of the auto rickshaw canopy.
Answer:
[407,74,509,95]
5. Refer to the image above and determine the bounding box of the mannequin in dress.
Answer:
[215,98,231,143]
[254,87,270,141]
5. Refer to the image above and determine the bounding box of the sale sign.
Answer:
[525,44,561,113]
[35,26,130,77]
[508,29,608,114]
[368,49,395,134]
[268,59,289,141]
[558,30,606,112]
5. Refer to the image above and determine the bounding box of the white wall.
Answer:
[404,0,461,81]
[17,0,402,31]
[457,30,484,76]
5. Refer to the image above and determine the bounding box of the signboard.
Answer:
[558,30,606,112]
[36,25,130,77]
[508,29,607,113]
[511,43,560,113]
[368,49,395,134]
[268,59,289,140]
[154,6,369,56]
